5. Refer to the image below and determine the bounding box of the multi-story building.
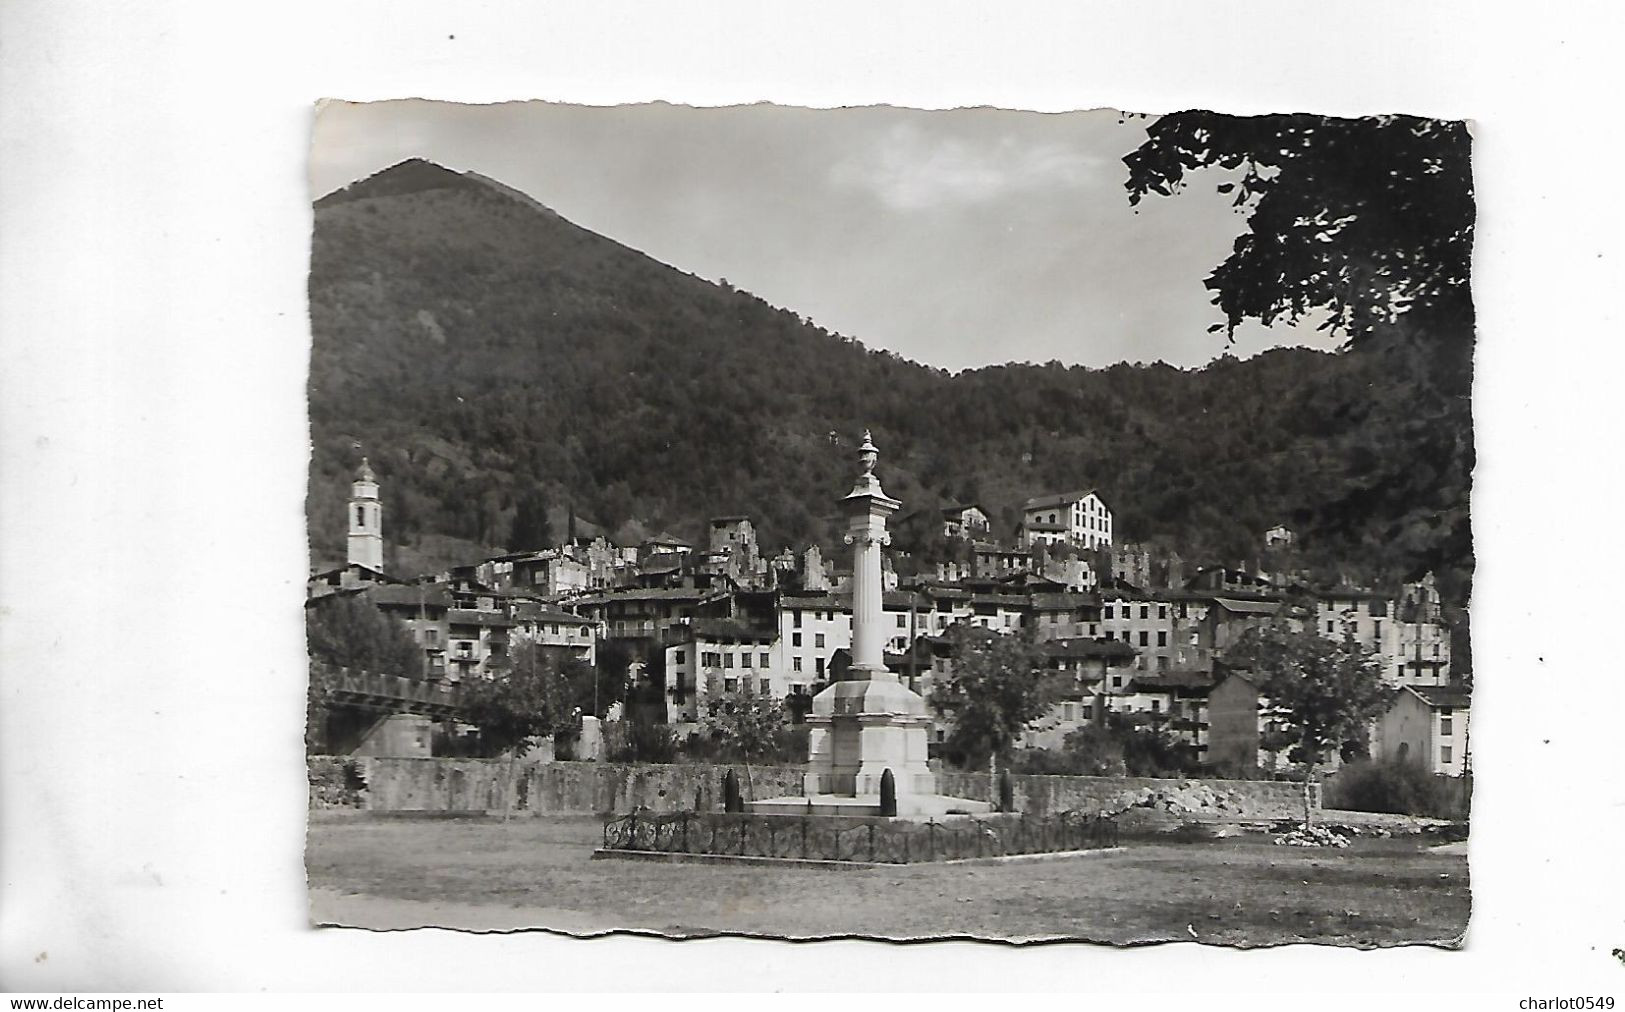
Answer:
[510,600,599,666]
[445,608,515,682]
[357,582,453,680]
[638,531,692,562]
[938,503,991,540]
[971,541,1032,579]
[306,562,402,600]
[1020,637,1138,750]
[1028,591,1103,641]
[661,619,780,727]
[1019,489,1114,551]
[1314,578,1452,687]
[570,585,723,642]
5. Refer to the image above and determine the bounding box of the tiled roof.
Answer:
[570,587,718,605]
[511,603,593,624]
[1030,592,1100,609]
[685,618,776,642]
[971,541,1024,554]
[1123,671,1214,691]
[1213,597,1282,615]
[1022,489,1095,511]
[447,609,515,628]
[1410,684,1472,709]
[363,584,453,608]
[1044,638,1136,660]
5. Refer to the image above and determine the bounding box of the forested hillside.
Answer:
[307,159,1471,622]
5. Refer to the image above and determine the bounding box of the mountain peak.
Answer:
[316,158,554,214]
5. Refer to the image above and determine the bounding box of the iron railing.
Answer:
[600,809,1120,864]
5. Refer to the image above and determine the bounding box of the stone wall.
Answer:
[933,771,1319,820]
[350,758,806,814]
[331,758,1316,819]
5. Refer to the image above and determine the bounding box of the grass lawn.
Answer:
[306,814,1469,947]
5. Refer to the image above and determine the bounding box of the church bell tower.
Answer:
[347,457,384,571]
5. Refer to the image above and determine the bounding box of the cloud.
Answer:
[830,122,1105,211]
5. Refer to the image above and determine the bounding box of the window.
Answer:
[896,614,906,627]
[1138,631,1149,647]
[741,652,752,668]
[793,611,802,628]
[793,657,802,673]
[724,678,738,693]
[1150,699,1161,713]
[1158,605,1168,619]
[815,633,825,649]
[723,654,733,669]
[1140,605,1149,620]
[425,629,438,644]
[1157,631,1167,647]
[356,505,365,526]
[1327,621,1336,634]
[759,678,771,695]
[1440,717,1454,736]
[1112,675,1123,688]
[759,652,769,668]
[1441,746,1453,765]
[792,632,802,647]
[1104,605,1114,619]
[674,648,685,663]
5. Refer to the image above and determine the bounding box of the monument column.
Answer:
[845,431,898,678]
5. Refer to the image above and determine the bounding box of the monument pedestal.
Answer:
[747,666,990,819]
[746,430,987,821]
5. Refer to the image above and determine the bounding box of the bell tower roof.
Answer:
[355,457,377,483]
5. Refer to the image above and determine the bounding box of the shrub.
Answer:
[1323,758,1469,819]
[308,757,368,809]
[604,720,681,763]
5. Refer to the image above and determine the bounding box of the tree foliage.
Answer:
[929,626,1053,772]
[699,674,786,765]
[1227,618,1387,822]
[1123,112,1476,666]
[1008,710,1203,778]
[1125,112,1474,350]
[510,483,552,552]
[456,641,582,758]
[305,596,423,676]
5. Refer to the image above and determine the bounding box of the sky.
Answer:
[310,100,1343,372]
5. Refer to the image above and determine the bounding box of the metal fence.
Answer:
[600,809,1120,864]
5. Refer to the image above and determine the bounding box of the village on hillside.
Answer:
[307,456,1468,782]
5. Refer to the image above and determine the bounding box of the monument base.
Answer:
[746,793,994,820]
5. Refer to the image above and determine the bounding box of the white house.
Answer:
[1020,489,1113,551]
[1371,683,1472,776]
